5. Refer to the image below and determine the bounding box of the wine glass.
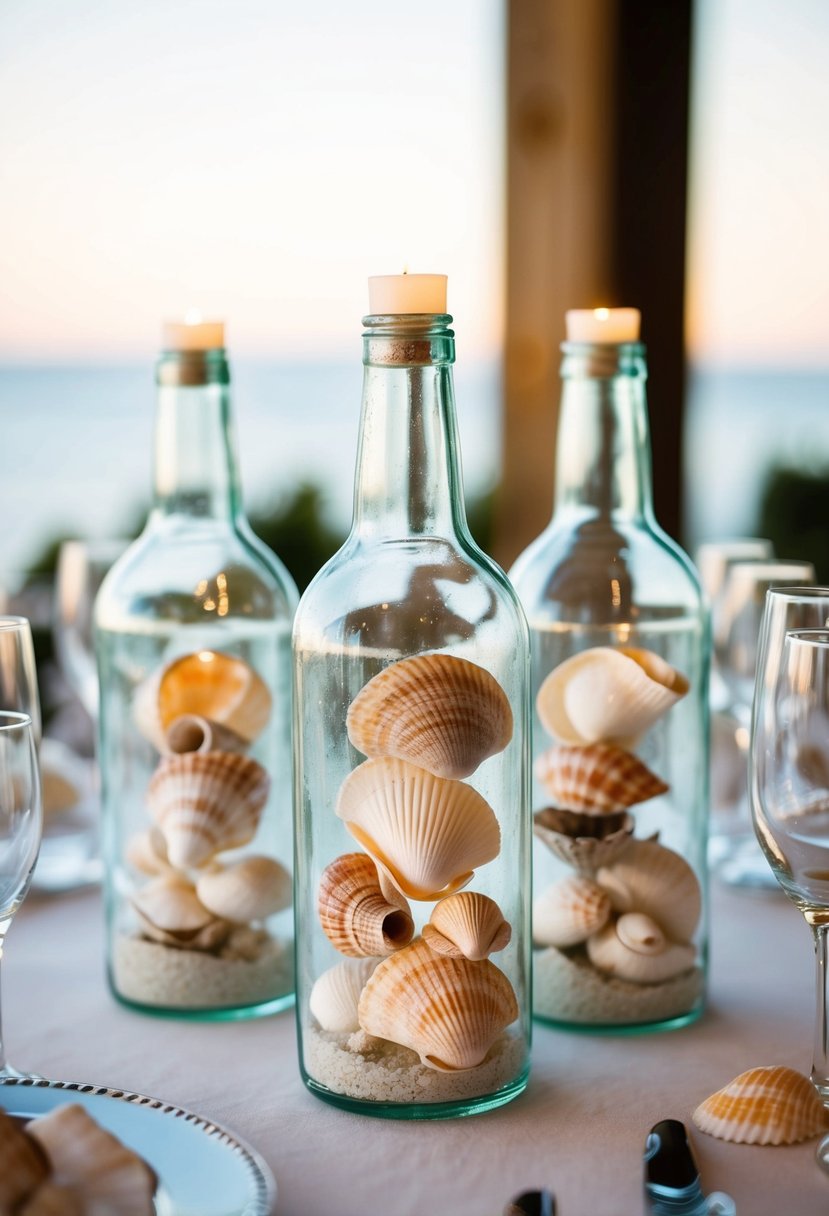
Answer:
[54,539,127,720]
[0,711,42,1079]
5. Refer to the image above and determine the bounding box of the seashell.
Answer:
[318,852,414,957]
[532,875,611,948]
[125,827,174,877]
[196,854,292,924]
[163,714,249,757]
[615,911,667,955]
[27,1104,156,1215]
[0,1108,50,1213]
[423,892,511,961]
[346,653,513,780]
[586,920,696,984]
[131,874,230,951]
[147,750,270,869]
[533,806,635,873]
[534,744,668,811]
[597,838,701,943]
[358,938,519,1071]
[133,650,271,750]
[17,1183,85,1216]
[693,1065,829,1145]
[336,757,501,901]
[309,958,379,1032]
[536,646,689,747]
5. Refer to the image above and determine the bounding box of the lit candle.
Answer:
[368,273,448,315]
[565,307,641,343]
[162,312,225,351]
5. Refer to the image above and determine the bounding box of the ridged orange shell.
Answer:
[692,1066,829,1145]
[318,852,414,958]
[423,892,511,961]
[532,875,611,948]
[346,653,513,779]
[534,744,668,812]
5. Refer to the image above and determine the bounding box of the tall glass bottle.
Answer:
[95,320,298,1019]
[293,276,531,1118]
[510,308,709,1031]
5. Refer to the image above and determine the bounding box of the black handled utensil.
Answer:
[504,1188,556,1216]
[644,1119,735,1216]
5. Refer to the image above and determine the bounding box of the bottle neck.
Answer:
[151,350,241,522]
[553,342,654,525]
[352,316,468,540]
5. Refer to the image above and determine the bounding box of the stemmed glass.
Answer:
[0,711,42,1079]
[54,539,127,720]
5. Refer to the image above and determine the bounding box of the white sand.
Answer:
[533,946,704,1026]
[305,1025,527,1106]
[113,928,293,1011]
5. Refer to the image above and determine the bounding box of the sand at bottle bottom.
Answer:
[113,928,294,1010]
[305,1025,527,1106]
[533,946,704,1025]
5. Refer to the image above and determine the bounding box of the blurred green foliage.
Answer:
[758,465,829,584]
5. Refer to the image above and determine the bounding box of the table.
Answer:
[5,878,826,1216]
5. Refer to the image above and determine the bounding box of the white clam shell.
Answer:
[163,714,249,757]
[586,921,696,984]
[536,646,689,747]
[124,827,174,877]
[534,744,668,811]
[131,875,230,951]
[532,876,611,948]
[336,757,501,902]
[533,807,635,873]
[309,958,379,1033]
[423,892,511,961]
[596,838,701,943]
[196,854,292,924]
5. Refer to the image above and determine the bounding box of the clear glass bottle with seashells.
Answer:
[509,308,710,1032]
[94,319,299,1019]
[292,275,532,1118]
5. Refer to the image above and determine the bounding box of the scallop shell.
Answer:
[534,744,668,811]
[533,807,635,872]
[346,653,513,779]
[27,1104,156,1215]
[536,646,689,747]
[133,650,271,750]
[196,854,292,924]
[309,958,379,1032]
[318,852,414,957]
[163,714,249,757]
[131,875,230,951]
[147,750,270,869]
[17,1183,85,1216]
[597,838,701,943]
[587,919,695,984]
[336,757,501,901]
[693,1065,829,1145]
[124,827,174,877]
[423,893,511,961]
[357,939,519,1071]
[0,1109,50,1213]
[532,875,611,948]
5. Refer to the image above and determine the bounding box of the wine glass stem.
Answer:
[811,922,829,1102]
[0,943,7,1076]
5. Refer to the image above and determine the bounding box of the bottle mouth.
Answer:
[156,348,230,387]
[362,314,455,367]
[559,340,646,378]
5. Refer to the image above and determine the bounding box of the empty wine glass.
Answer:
[54,539,127,720]
[0,711,42,1079]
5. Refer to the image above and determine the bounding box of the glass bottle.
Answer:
[293,277,531,1118]
[95,320,298,1019]
[509,308,709,1031]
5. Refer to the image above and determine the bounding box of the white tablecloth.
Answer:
[5,879,827,1216]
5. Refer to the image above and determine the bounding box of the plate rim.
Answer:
[0,1076,276,1216]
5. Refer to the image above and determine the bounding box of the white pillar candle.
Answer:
[162,314,225,351]
[368,273,448,315]
[565,307,641,343]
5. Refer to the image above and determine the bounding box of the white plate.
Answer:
[0,1078,276,1216]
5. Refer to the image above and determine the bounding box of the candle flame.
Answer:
[593,307,610,321]
[184,308,203,326]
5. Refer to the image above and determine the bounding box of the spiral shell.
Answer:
[163,714,249,757]
[196,854,292,924]
[309,958,379,1033]
[346,653,513,779]
[534,744,668,811]
[693,1065,829,1145]
[318,852,414,958]
[131,875,230,951]
[533,807,635,873]
[586,919,695,984]
[423,893,511,961]
[532,876,611,948]
[597,838,701,943]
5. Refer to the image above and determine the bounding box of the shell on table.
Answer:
[124,827,174,878]
[533,806,635,873]
[131,874,230,951]
[536,646,689,748]
[357,938,519,1071]
[586,918,696,984]
[0,1108,50,1213]
[423,892,511,962]
[336,756,501,901]
[596,838,701,943]
[309,958,379,1033]
[318,852,414,958]
[147,750,270,869]
[534,744,668,812]
[196,854,292,924]
[532,875,611,949]
[27,1104,156,1216]
[692,1065,829,1145]
[346,653,513,780]
[133,650,272,751]
[163,714,249,757]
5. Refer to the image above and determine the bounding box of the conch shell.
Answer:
[309,958,378,1033]
[532,876,611,948]
[317,852,414,957]
[131,874,230,951]
[346,653,513,779]
[693,1065,829,1145]
[358,939,519,1071]
[422,892,511,961]
[597,838,701,943]
[163,714,248,757]
[536,646,688,747]
[534,744,668,812]
[586,916,695,984]
[336,757,501,901]
[196,855,292,924]
[533,807,634,873]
